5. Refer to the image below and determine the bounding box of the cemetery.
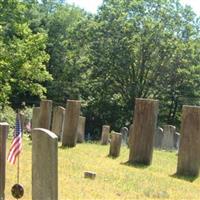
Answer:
[1,0,200,199]
[0,99,200,199]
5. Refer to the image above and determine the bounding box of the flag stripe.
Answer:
[7,114,22,165]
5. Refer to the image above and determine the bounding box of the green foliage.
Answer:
[0,0,52,107]
[0,105,16,128]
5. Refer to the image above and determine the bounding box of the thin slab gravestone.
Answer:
[120,127,128,146]
[101,125,110,145]
[62,100,81,147]
[51,106,65,140]
[32,107,40,129]
[129,98,159,165]
[38,99,52,130]
[77,116,86,143]
[154,127,164,149]
[128,124,134,148]
[0,122,9,200]
[32,128,58,200]
[177,106,200,177]
[161,125,176,150]
[109,132,122,157]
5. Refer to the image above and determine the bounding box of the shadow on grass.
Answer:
[58,145,75,150]
[106,154,119,159]
[170,173,198,182]
[120,161,149,169]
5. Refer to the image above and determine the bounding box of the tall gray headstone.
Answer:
[120,127,128,145]
[161,125,176,150]
[32,128,58,200]
[109,132,122,157]
[154,127,164,149]
[32,107,40,129]
[38,99,52,130]
[0,122,9,200]
[51,106,65,140]
[62,100,81,147]
[77,116,86,143]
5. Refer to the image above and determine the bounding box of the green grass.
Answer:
[5,136,200,200]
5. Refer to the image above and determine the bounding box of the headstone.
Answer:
[62,100,81,147]
[154,127,164,149]
[129,98,159,165]
[32,128,58,200]
[161,125,176,150]
[120,127,128,145]
[101,125,110,145]
[174,132,180,150]
[32,107,40,129]
[0,122,9,200]
[177,106,200,177]
[109,132,122,157]
[51,106,65,140]
[128,124,134,148]
[38,100,52,130]
[77,116,86,143]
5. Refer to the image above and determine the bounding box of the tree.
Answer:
[0,0,52,107]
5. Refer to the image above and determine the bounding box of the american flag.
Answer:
[7,114,22,165]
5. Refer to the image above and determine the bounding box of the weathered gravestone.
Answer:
[101,125,110,145]
[77,116,86,143]
[51,106,65,140]
[161,125,176,150]
[19,113,25,132]
[177,106,200,177]
[32,107,40,129]
[120,127,128,146]
[32,128,58,200]
[109,132,122,158]
[0,122,9,200]
[154,127,164,149]
[129,98,159,165]
[38,100,52,130]
[128,124,134,148]
[174,132,180,150]
[62,100,81,147]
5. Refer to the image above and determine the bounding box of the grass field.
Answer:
[5,136,200,200]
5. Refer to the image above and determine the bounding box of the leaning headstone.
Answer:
[154,127,164,149]
[77,116,86,143]
[177,106,200,177]
[38,100,53,130]
[101,125,110,145]
[62,100,81,147]
[129,98,159,165]
[32,107,40,129]
[174,132,180,150]
[109,132,122,157]
[51,106,65,140]
[161,125,176,150]
[0,122,9,200]
[120,127,128,145]
[32,128,58,200]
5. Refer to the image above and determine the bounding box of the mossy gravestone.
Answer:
[109,132,122,158]
[32,107,40,129]
[32,128,58,200]
[77,116,86,143]
[129,98,159,165]
[177,105,200,177]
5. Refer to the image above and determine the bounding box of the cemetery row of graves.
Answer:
[0,98,200,199]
